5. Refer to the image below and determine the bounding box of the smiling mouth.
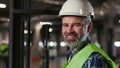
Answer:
[66,36,76,42]
[67,35,75,38]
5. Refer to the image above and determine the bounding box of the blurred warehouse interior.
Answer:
[0,0,120,68]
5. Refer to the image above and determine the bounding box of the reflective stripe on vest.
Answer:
[63,43,116,68]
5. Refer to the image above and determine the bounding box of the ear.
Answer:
[87,22,93,33]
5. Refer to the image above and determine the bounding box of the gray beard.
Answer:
[65,38,83,48]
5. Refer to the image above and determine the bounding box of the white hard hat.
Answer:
[59,0,94,18]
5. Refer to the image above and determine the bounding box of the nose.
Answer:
[67,26,74,33]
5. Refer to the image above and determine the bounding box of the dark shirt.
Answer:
[83,52,110,68]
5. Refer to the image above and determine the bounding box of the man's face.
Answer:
[62,16,89,46]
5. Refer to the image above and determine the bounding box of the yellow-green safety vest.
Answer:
[63,43,116,68]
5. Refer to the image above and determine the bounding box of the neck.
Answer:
[70,47,77,52]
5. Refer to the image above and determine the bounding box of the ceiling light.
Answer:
[100,10,104,16]
[49,41,54,47]
[60,41,67,47]
[24,30,28,34]
[48,41,57,47]
[38,41,44,48]
[0,3,7,8]
[40,21,52,25]
[49,28,53,32]
[114,41,120,47]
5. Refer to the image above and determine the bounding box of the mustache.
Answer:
[65,32,77,37]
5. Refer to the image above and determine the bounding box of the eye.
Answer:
[62,23,68,27]
[74,23,83,26]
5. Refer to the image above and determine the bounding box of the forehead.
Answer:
[62,16,85,22]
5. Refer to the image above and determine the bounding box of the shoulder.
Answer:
[83,52,111,68]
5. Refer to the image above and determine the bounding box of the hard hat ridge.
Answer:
[59,0,94,18]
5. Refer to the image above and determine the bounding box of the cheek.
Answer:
[62,28,65,35]
[75,28,83,35]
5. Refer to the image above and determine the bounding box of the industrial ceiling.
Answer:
[0,0,120,29]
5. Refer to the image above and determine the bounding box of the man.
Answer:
[59,0,116,68]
